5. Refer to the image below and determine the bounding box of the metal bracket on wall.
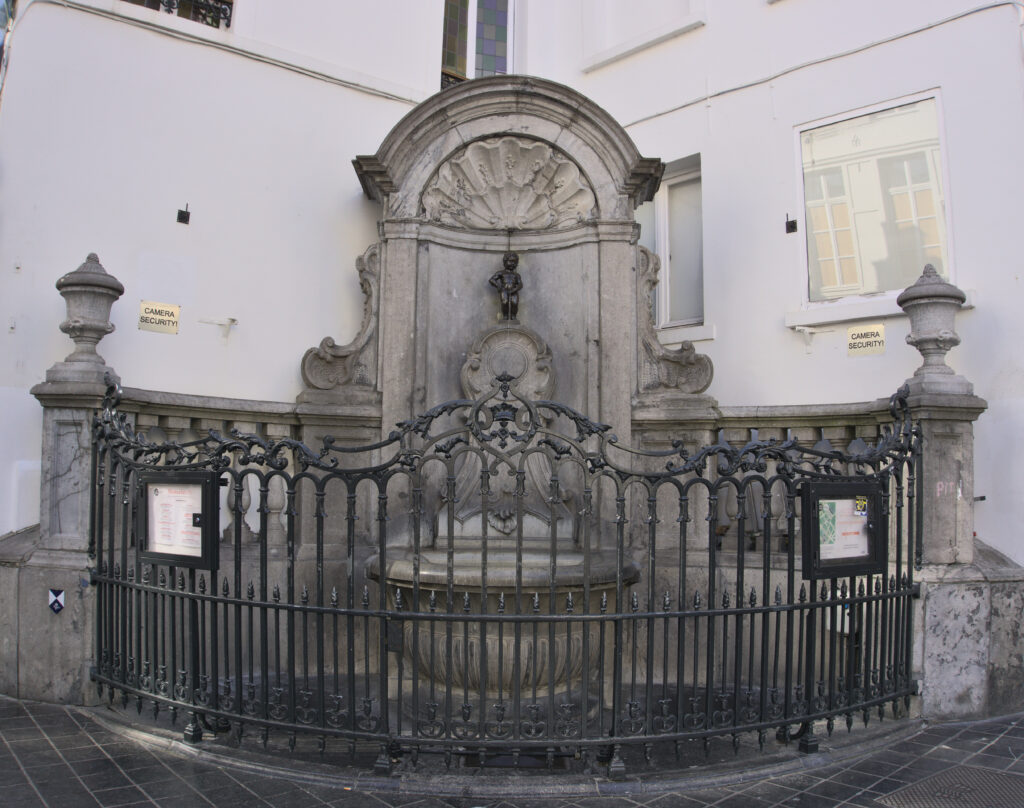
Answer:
[792,325,833,352]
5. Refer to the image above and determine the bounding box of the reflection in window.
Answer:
[801,98,947,302]
[441,0,511,89]
[120,0,232,29]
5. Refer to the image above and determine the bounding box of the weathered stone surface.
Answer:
[988,581,1024,714]
[47,253,123,385]
[0,526,37,696]
[635,246,713,398]
[300,244,380,398]
[35,406,95,551]
[9,548,96,704]
[421,136,596,230]
[898,265,972,396]
[909,393,988,566]
[344,76,667,445]
[919,575,990,718]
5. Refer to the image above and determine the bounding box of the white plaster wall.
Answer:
[1,0,1022,565]
[523,1,1019,386]
[236,0,441,101]
[0,1,433,535]
[522,0,1024,563]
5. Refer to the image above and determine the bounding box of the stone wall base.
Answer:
[917,540,1024,719]
[0,526,98,705]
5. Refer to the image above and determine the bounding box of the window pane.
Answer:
[443,0,469,76]
[915,190,935,216]
[667,178,703,324]
[635,201,656,253]
[801,98,947,301]
[819,259,837,288]
[804,175,824,202]
[840,258,858,286]
[835,229,854,256]
[908,153,930,184]
[891,192,912,220]
[808,206,828,231]
[830,203,849,228]
[823,169,844,198]
[474,0,508,78]
[919,218,940,244]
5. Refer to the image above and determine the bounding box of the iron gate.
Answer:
[90,376,921,778]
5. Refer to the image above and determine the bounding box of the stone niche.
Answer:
[293,78,718,705]
[298,76,715,442]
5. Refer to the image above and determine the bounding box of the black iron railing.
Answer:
[90,375,921,778]
[122,0,232,29]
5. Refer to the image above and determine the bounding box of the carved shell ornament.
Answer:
[421,136,597,230]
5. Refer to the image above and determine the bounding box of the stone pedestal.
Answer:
[895,266,1024,719]
[917,545,1024,719]
[0,254,124,703]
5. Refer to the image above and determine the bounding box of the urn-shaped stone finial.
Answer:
[55,253,124,364]
[896,264,972,395]
[46,253,125,384]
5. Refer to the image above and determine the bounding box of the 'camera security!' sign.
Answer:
[847,323,885,357]
[139,301,181,334]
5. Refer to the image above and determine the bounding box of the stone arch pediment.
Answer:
[354,76,662,224]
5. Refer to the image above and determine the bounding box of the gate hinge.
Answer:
[386,617,404,654]
[911,583,922,599]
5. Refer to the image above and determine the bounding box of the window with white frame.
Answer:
[636,156,704,327]
[441,0,513,89]
[800,97,948,302]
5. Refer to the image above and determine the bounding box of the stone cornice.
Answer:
[33,380,382,431]
[354,76,664,215]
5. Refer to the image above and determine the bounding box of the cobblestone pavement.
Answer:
[4,696,1024,807]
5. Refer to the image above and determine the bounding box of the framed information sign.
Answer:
[800,479,886,580]
[139,470,219,569]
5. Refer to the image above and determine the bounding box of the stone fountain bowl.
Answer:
[366,545,639,697]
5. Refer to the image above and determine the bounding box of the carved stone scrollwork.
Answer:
[636,245,714,395]
[454,322,566,538]
[460,323,554,402]
[421,136,597,230]
[300,244,379,391]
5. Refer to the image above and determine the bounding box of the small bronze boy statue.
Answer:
[490,251,523,321]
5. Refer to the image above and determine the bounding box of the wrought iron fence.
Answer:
[123,0,232,29]
[90,375,921,778]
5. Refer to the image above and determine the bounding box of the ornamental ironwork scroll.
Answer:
[90,373,921,778]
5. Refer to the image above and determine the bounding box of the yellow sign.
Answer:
[847,323,885,356]
[139,301,180,334]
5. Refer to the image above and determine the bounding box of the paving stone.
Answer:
[81,766,136,791]
[643,795,709,808]
[6,695,1024,808]
[91,784,152,807]
[137,777,203,801]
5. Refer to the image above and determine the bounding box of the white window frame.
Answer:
[639,160,714,344]
[786,90,957,329]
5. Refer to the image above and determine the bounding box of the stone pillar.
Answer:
[15,254,124,703]
[897,266,986,565]
[378,232,421,436]
[895,266,1024,720]
[597,224,640,448]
